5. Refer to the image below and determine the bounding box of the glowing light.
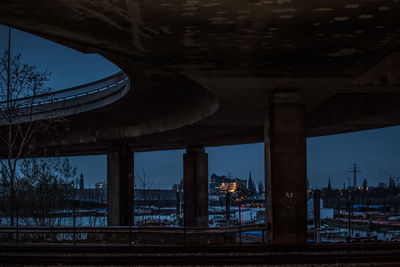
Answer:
[217,182,238,193]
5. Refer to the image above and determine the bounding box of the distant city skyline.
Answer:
[2,25,400,190]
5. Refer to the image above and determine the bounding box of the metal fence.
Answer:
[0,224,266,246]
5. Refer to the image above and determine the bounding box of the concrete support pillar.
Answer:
[183,146,208,227]
[107,144,134,226]
[265,91,307,244]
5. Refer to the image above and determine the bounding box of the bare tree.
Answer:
[0,49,54,225]
[17,155,76,227]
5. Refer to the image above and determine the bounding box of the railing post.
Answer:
[262,229,265,244]
[347,193,351,244]
[223,231,226,245]
[239,204,242,246]
[183,203,186,247]
[129,200,132,247]
[73,201,76,247]
[16,203,19,245]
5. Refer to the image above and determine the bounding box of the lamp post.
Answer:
[347,189,352,244]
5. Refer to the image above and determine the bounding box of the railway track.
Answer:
[1,243,400,265]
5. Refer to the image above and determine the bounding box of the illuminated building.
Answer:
[210,173,247,195]
[95,181,107,189]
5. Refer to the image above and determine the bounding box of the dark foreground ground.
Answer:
[1,242,400,266]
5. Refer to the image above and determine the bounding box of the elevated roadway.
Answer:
[0,72,130,126]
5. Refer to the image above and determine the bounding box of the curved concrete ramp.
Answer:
[0,56,219,155]
[41,60,219,149]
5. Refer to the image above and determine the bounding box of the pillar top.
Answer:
[186,145,205,153]
[272,90,301,104]
[109,142,131,153]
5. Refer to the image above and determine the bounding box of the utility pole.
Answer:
[348,163,361,190]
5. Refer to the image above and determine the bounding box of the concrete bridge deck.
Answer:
[1,1,400,245]
[1,1,400,154]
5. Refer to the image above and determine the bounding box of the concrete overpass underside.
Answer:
[1,0,400,244]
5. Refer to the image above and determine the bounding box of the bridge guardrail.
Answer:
[0,71,129,125]
[0,72,127,107]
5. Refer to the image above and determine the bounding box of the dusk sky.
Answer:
[2,25,400,189]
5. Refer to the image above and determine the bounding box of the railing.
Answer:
[0,72,128,107]
[0,224,265,234]
[0,224,266,246]
[0,71,130,124]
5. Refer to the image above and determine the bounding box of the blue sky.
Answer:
[0,26,120,90]
[2,25,400,189]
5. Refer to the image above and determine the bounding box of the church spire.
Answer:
[248,171,252,189]
[248,171,256,194]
